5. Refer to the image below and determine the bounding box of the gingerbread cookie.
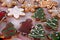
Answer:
[7,6,25,19]
[19,19,33,34]
[21,0,38,12]
[1,0,17,7]
[38,0,57,9]
[48,7,60,18]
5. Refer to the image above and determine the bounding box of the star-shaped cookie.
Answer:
[8,6,25,19]
[48,7,60,18]
[21,0,38,12]
[1,0,17,7]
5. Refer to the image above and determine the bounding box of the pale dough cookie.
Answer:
[8,6,25,19]
[37,0,57,9]
[21,0,38,12]
[48,6,60,18]
[1,0,17,7]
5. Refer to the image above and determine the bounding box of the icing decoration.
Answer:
[8,6,25,19]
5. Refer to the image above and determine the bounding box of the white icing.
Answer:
[8,6,25,19]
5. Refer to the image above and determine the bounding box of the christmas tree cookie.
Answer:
[46,17,58,31]
[29,24,46,40]
[48,32,60,40]
[2,22,17,38]
[33,8,46,21]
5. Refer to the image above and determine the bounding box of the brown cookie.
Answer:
[19,19,33,34]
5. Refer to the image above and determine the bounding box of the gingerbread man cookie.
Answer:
[38,0,57,9]
[8,6,25,19]
[21,0,38,12]
[48,6,60,18]
[1,0,17,7]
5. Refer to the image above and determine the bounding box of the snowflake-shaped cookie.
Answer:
[1,0,17,7]
[21,0,38,12]
[48,7,60,18]
[38,0,57,9]
[8,6,25,19]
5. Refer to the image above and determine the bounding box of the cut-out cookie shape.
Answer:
[21,1,38,12]
[48,32,60,40]
[1,0,17,7]
[38,0,57,9]
[8,6,25,19]
[33,8,46,22]
[48,7,60,18]
[29,24,46,40]
[19,19,33,34]
[46,17,58,31]
[2,22,17,39]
